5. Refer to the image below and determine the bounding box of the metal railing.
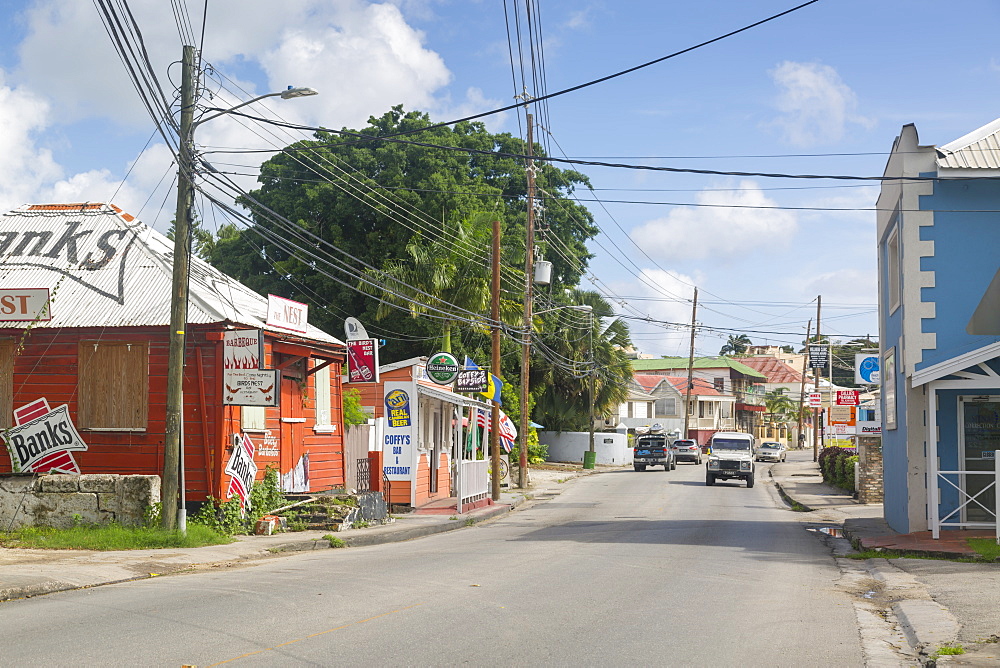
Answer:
[356,457,371,492]
[930,449,1000,543]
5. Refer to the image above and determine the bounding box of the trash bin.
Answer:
[583,450,596,469]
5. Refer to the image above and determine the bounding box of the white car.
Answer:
[756,441,787,462]
[670,439,703,464]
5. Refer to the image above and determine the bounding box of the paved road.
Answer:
[0,457,862,667]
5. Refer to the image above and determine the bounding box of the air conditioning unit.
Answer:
[601,418,618,429]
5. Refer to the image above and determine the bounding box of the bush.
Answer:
[818,446,858,491]
[190,466,285,535]
[510,429,548,465]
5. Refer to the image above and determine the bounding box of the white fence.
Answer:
[930,449,1000,543]
[458,459,489,512]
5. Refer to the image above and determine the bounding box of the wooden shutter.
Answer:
[78,341,148,429]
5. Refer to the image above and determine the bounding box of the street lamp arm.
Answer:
[192,87,318,131]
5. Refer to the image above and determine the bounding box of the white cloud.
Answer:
[768,61,873,147]
[607,268,699,358]
[628,180,798,260]
[0,73,63,211]
[800,267,876,305]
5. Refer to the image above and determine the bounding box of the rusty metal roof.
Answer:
[936,117,1000,169]
[0,203,342,345]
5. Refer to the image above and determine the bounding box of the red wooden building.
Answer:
[0,203,347,502]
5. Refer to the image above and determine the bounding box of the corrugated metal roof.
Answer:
[736,355,803,384]
[0,203,342,346]
[936,117,1000,169]
[631,356,766,379]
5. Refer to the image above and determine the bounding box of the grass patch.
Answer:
[323,534,346,548]
[967,538,1000,561]
[931,644,965,659]
[0,523,232,551]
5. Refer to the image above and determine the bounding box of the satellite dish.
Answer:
[344,317,370,341]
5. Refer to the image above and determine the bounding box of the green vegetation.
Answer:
[191,467,286,535]
[967,538,1000,561]
[324,534,346,548]
[931,644,965,659]
[0,523,231,551]
[818,446,858,492]
[342,388,369,427]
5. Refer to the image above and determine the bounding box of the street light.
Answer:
[162,44,318,531]
[518,304,594,477]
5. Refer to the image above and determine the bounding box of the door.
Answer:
[279,359,309,492]
[960,397,1000,523]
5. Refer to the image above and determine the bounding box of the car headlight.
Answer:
[708,459,720,469]
[740,461,751,470]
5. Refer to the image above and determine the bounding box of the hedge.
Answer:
[818,446,858,492]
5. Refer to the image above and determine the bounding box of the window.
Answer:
[887,224,901,313]
[706,402,714,416]
[242,405,266,431]
[313,362,333,431]
[713,377,725,392]
[655,397,676,416]
[78,341,148,430]
[1,339,13,430]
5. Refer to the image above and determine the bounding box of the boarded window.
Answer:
[0,339,13,430]
[78,341,148,430]
[655,397,676,416]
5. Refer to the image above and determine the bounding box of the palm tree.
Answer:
[719,334,752,356]
[360,212,518,352]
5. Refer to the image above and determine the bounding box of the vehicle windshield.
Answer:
[761,444,780,449]
[712,438,751,451]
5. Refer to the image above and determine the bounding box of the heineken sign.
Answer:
[426,352,460,385]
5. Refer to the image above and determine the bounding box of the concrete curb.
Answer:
[769,471,815,512]
[893,599,960,655]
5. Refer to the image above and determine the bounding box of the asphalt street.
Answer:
[0,458,862,667]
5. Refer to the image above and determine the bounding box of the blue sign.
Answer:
[855,354,880,384]
[385,389,412,427]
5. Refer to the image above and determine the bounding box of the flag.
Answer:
[474,408,517,453]
[465,356,502,405]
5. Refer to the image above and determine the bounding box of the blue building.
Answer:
[877,119,1000,535]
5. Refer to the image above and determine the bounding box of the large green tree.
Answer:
[206,106,598,361]
[720,334,752,356]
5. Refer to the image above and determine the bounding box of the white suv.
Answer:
[706,431,755,488]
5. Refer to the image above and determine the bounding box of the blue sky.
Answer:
[1,0,999,357]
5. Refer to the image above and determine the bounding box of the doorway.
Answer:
[959,397,1000,523]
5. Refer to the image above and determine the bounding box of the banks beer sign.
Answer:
[3,402,88,472]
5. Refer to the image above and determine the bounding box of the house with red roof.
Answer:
[622,373,736,445]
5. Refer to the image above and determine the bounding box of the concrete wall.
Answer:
[0,474,160,529]
[539,431,631,466]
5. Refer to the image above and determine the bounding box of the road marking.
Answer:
[205,603,423,666]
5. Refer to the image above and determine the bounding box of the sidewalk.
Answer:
[0,463,599,603]
[771,457,1000,665]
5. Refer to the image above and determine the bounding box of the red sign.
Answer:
[808,392,822,408]
[347,338,379,383]
[836,390,860,406]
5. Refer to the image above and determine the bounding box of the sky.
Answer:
[2,0,999,359]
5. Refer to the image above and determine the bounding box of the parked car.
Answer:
[632,424,676,471]
[671,439,702,464]
[755,441,787,463]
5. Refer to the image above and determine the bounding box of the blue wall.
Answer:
[918,179,1000,368]
[880,212,910,532]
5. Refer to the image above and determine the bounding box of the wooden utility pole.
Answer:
[796,318,812,450]
[812,295,822,462]
[682,287,699,439]
[163,44,196,531]
[517,113,535,489]
[490,218,502,501]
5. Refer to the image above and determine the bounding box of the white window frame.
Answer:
[887,224,901,314]
[314,363,334,433]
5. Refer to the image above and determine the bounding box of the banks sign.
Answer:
[3,403,88,472]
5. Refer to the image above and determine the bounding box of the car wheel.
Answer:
[746,474,755,488]
[706,473,715,486]
[671,459,677,470]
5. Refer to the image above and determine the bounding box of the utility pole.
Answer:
[796,318,812,450]
[163,44,196,531]
[682,287,698,439]
[490,218,502,501]
[587,312,595,467]
[812,295,822,462]
[518,112,535,489]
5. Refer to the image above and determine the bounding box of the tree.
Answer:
[531,290,632,432]
[206,105,598,362]
[720,334,752,356]
[763,387,795,423]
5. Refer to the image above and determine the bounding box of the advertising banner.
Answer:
[808,345,829,370]
[224,329,263,369]
[455,368,488,393]
[226,432,258,513]
[426,351,460,385]
[224,369,279,407]
[266,294,308,334]
[3,403,87,472]
[0,288,51,322]
[383,382,415,482]
[836,390,860,406]
[347,338,379,383]
[808,392,822,408]
[829,405,854,424]
[855,353,880,384]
